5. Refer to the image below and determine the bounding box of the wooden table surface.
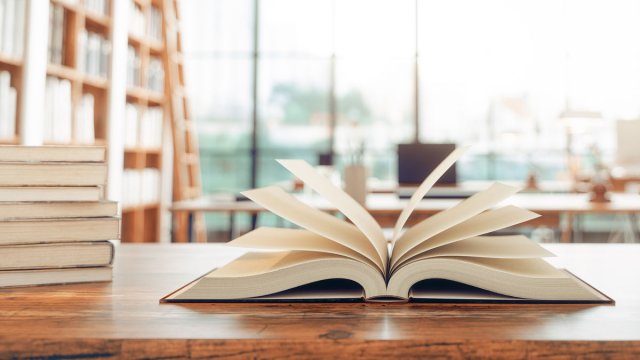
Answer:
[2,244,640,359]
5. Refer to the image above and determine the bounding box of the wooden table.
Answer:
[171,192,640,243]
[1,244,639,359]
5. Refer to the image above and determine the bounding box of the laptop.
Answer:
[397,143,472,199]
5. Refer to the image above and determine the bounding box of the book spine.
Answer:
[122,168,161,208]
[0,71,16,140]
[77,29,87,74]
[1,0,14,55]
[5,85,16,139]
[52,5,65,65]
[147,56,163,93]
[60,79,72,143]
[128,0,145,38]
[126,45,140,87]
[74,93,95,144]
[124,102,138,148]
[0,71,8,139]
[12,0,23,57]
[44,77,73,143]
[0,0,5,53]
[100,36,110,78]
[147,5,162,42]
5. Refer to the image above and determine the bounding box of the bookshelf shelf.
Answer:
[127,34,145,49]
[46,63,80,81]
[148,41,163,53]
[0,138,20,145]
[0,55,23,69]
[84,12,111,30]
[126,86,163,104]
[82,75,109,90]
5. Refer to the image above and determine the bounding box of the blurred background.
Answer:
[180,0,640,239]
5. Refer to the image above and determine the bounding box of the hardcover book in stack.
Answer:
[0,146,120,288]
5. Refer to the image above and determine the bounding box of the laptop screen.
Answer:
[397,143,457,185]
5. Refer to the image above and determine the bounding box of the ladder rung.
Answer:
[184,187,201,198]
[172,53,184,64]
[171,86,185,98]
[182,153,199,164]
[175,121,196,134]
[183,121,196,132]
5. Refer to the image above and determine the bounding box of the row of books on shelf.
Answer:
[0,0,25,58]
[125,104,164,149]
[85,0,110,17]
[126,45,141,87]
[127,45,164,90]
[148,57,163,92]
[129,0,162,42]
[48,4,66,65]
[49,3,111,78]
[0,146,119,288]
[78,30,111,79]
[44,76,96,144]
[122,168,161,208]
[0,71,16,140]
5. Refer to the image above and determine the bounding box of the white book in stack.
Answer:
[0,146,121,288]
[0,70,17,140]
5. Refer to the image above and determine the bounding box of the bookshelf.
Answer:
[0,0,26,145]
[0,1,171,242]
[41,0,167,243]
[121,0,165,243]
[45,0,111,146]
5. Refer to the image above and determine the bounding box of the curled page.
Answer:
[391,182,520,268]
[394,206,541,268]
[227,227,379,270]
[407,235,555,260]
[392,146,469,242]
[242,186,384,272]
[277,160,388,271]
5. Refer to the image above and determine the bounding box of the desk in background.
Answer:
[171,192,640,243]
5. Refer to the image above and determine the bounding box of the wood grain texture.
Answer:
[1,244,640,359]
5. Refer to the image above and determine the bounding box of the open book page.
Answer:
[277,160,388,272]
[392,146,469,242]
[210,251,339,277]
[391,182,521,267]
[387,257,607,301]
[398,235,555,263]
[227,227,380,271]
[393,206,540,268]
[242,186,383,272]
[168,251,388,300]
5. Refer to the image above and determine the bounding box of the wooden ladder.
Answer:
[162,0,206,243]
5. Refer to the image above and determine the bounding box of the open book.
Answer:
[163,148,612,303]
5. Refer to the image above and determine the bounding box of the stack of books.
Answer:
[0,146,120,288]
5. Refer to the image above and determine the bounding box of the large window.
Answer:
[182,0,640,232]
